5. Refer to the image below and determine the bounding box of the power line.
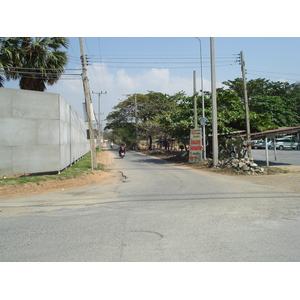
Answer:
[246,72,299,82]
[247,69,300,77]
[88,60,233,65]
[88,54,236,58]
[97,37,107,92]
[84,53,238,70]
[0,66,81,72]
[0,70,81,77]
[88,63,235,69]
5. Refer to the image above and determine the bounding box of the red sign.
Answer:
[190,145,203,151]
[191,140,200,145]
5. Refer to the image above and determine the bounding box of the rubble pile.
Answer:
[216,157,265,174]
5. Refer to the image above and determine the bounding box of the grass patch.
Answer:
[0,150,104,187]
[263,167,290,175]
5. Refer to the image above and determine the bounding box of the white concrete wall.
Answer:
[0,88,90,176]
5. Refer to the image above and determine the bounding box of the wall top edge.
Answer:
[0,87,60,97]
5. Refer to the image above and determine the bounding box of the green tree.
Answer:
[250,95,298,128]
[0,37,69,91]
[138,91,179,149]
[222,77,300,129]
[168,92,195,147]
[105,92,181,149]
[105,95,141,148]
[216,88,245,134]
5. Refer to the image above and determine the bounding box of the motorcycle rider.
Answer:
[119,144,126,156]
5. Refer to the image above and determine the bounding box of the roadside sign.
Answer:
[189,128,202,163]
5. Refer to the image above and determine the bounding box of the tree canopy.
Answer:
[105,78,300,150]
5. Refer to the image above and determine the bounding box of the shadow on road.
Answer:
[254,160,292,167]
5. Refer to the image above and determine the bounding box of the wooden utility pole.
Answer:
[79,37,97,171]
[210,38,218,166]
[240,51,252,158]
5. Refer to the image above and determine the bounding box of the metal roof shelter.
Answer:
[250,126,300,140]
[250,127,300,166]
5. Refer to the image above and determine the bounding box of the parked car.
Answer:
[252,140,273,149]
[263,140,274,149]
[275,138,299,150]
[252,140,264,149]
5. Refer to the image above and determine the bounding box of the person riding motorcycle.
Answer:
[119,144,126,156]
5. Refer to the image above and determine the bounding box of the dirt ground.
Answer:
[242,165,300,193]
[1,149,300,199]
[0,149,120,199]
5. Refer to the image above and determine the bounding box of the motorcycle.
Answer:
[119,150,125,158]
[119,145,125,158]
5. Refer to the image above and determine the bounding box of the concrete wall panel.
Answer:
[37,119,60,145]
[0,147,12,175]
[11,89,59,119]
[0,118,37,146]
[0,90,12,117]
[13,146,60,174]
[0,88,90,176]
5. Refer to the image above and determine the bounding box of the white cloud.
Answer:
[136,68,170,92]
[278,78,288,82]
[116,69,136,91]
[45,64,227,126]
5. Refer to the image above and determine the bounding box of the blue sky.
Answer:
[3,37,300,127]
[3,1,300,126]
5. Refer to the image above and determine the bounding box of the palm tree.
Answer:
[0,37,69,91]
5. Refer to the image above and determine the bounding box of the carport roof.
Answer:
[250,126,300,139]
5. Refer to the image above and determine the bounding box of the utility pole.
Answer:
[92,91,107,150]
[195,37,206,160]
[79,37,98,171]
[240,51,252,158]
[193,70,198,129]
[210,37,218,166]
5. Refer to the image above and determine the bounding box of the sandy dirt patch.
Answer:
[241,166,300,193]
[0,149,118,199]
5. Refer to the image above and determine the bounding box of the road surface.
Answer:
[1,149,300,261]
[252,148,300,166]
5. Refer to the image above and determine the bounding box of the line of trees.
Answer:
[105,78,300,154]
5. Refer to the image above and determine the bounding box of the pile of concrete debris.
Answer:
[215,157,265,174]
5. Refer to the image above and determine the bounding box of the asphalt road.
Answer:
[1,149,300,262]
[252,148,300,166]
